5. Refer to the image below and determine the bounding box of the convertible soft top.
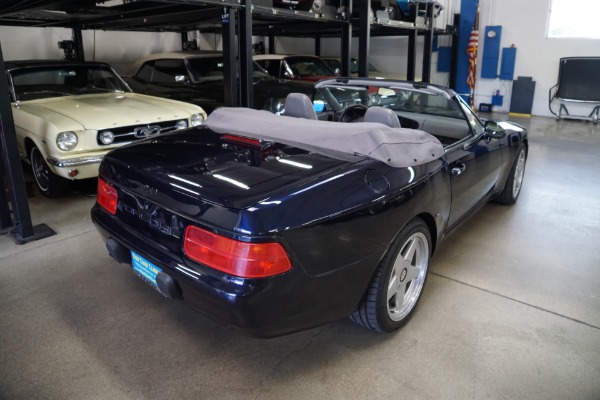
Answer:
[205,108,444,168]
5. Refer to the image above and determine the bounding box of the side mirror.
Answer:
[313,100,326,113]
[174,75,189,84]
[484,120,506,139]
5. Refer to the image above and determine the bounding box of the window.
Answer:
[547,0,600,39]
[136,62,154,83]
[151,59,187,84]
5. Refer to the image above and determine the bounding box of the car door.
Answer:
[445,97,503,228]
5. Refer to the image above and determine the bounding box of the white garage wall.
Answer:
[0,26,181,75]
[0,27,72,60]
[476,0,600,116]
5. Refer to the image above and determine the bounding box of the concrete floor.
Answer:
[1,114,599,400]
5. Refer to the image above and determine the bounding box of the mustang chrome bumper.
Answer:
[47,155,104,168]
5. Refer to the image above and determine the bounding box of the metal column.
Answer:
[268,34,276,54]
[315,35,321,57]
[239,0,254,108]
[407,30,417,81]
[0,159,12,230]
[72,27,85,61]
[222,6,237,107]
[449,13,460,90]
[340,0,353,77]
[0,44,54,244]
[358,0,371,77]
[421,4,435,83]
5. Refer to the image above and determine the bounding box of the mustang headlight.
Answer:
[98,130,114,145]
[176,120,188,130]
[56,131,78,151]
[191,113,204,127]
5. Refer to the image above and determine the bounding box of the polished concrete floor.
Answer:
[1,114,599,399]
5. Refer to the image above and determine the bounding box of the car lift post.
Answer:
[340,0,352,77]
[0,160,12,230]
[0,44,55,244]
[358,0,371,78]
[72,27,85,61]
[421,3,435,83]
[407,30,417,81]
[222,6,238,107]
[239,0,254,108]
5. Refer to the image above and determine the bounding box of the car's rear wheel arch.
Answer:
[415,212,438,255]
[351,216,432,332]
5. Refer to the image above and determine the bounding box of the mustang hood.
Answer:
[21,93,197,130]
[101,127,359,210]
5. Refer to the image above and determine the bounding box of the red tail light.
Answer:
[97,178,118,215]
[222,134,261,148]
[183,226,291,278]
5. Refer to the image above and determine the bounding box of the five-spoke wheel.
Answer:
[495,145,527,204]
[352,217,431,332]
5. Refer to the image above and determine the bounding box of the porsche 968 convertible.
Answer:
[92,78,528,337]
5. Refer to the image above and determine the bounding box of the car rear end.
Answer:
[91,126,378,337]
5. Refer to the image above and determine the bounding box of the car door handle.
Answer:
[451,163,466,176]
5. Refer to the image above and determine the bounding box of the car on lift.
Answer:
[5,60,206,197]
[124,51,272,114]
[372,0,443,22]
[91,78,528,338]
[253,54,337,82]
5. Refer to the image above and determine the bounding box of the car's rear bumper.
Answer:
[91,204,374,338]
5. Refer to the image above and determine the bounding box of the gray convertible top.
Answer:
[205,108,444,168]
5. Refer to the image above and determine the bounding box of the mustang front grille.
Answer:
[96,120,184,145]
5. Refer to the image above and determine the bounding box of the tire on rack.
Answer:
[311,0,325,14]
[351,217,431,333]
[494,145,527,205]
[30,145,70,198]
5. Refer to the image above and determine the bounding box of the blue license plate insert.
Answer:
[131,250,161,289]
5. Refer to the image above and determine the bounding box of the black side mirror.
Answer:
[484,120,506,139]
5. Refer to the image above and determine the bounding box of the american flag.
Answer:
[466,26,478,90]
[466,6,479,107]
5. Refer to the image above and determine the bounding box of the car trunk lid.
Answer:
[101,126,360,211]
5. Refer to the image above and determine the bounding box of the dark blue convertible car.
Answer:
[92,78,528,337]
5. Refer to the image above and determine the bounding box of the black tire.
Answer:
[311,0,325,13]
[495,145,527,205]
[351,217,431,333]
[30,145,69,198]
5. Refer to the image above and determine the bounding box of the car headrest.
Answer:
[283,93,318,120]
[363,106,401,128]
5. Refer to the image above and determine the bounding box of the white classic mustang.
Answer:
[5,60,207,197]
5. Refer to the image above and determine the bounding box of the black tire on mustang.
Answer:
[351,217,431,332]
[30,145,69,198]
[495,145,527,205]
